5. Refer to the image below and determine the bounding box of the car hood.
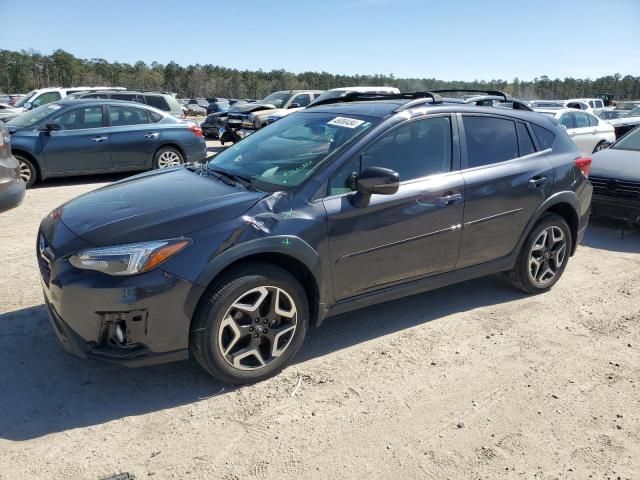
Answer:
[229,103,277,114]
[56,167,266,246]
[591,148,640,182]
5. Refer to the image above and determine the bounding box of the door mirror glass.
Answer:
[288,103,301,109]
[23,102,32,110]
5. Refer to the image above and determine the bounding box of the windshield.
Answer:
[207,111,378,191]
[6,103,63,127]
[612,127,640,151]
[627,106,640,118]
[260,92,293,109]
[14,90,37,108]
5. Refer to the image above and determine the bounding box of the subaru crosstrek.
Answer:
[37,90,593,384]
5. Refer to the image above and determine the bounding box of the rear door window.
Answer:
[290,94,312,107]
[108,105,149,126]
[516,123,536,156]
[587,114,599,127]
[462,116,519,168]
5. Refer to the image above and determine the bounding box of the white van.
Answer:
[13,86,126,112]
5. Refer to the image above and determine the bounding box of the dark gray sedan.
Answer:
[0,122,25,213]
[7,99,207,187]
[590,126,640,225]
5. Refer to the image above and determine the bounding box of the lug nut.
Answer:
[253,334,259,338]
[263,328,268,334]
[255,318,260,323]
[263,319,268,324]
[249,327,254,332]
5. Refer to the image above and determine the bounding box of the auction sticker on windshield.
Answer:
[328,117,365,129]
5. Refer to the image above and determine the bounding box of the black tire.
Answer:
[592,141,608,153]
[505,213,572,294]
[153,146,184,169]
[190,263,309,384]
[14,154,37,188]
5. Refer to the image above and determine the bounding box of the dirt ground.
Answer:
[0,146,639,479]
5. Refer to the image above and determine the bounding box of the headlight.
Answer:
[69,239,191,276]
[241,115,256,128]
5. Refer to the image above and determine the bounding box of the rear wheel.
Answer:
[190,263,309,384]
[505,213,572,293]
[15,154,36,188]
[153,147,184,169]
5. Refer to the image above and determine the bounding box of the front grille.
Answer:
[37,233,54,285]
[590,176,640,200]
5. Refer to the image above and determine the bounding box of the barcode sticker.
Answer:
[328,117,365,129]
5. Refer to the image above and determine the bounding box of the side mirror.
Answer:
[288,103,301,109]
[23,102,32,110]
[39,123,61,133]
[351,166,399,207]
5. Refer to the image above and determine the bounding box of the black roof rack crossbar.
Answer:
[310,91,443,108]
[431,89,513,102]
[459,94,533,111]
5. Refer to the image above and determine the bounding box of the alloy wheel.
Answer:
[218,286,297,371]
[528,226,567,287]
[18,159,32,184]
[157,150,182,168]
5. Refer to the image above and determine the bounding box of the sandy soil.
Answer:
[0,151,639,479]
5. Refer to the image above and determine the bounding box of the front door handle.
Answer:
[92,136,107,142]
[437,193,463,206]
[529,176,548,189]
[145,132,160,139]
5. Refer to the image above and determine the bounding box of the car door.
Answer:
[40,105,112,174]
[570,111,597,155]
[323,115,464,301]
[456,115,554,269]
[107,104,159,169]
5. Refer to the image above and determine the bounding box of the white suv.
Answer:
[12,86,126,113]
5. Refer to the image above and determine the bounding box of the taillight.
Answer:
[188,124,203,138]
[575,157,592,177]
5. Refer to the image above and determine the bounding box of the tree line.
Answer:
[1,49,639,101]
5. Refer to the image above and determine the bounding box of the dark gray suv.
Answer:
[38,90,592,384]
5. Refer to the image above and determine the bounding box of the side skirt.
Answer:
[318,254,516,324]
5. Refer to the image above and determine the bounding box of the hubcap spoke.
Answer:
[529,225,567,286]
[218,285,298,371]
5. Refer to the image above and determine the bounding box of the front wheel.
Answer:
[190,263,309,384]
[505,213,572,293]
[153,147,184,169]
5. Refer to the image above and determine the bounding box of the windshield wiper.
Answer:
[201,163,258,191]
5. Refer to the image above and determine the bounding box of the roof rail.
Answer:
[310,91,443,108]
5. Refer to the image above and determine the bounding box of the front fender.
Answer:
[183,235,323,321]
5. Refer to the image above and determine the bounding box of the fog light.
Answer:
[115,322,126,344]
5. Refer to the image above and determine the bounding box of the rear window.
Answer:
[145,95,170,111]
[531,124,555,150]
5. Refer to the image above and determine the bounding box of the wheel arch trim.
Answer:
[183,236,325,326]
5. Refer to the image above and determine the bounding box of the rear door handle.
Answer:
[92,136,107,142]
[145,132,160,139]
[437,193,463,206]
[529,176,548,188]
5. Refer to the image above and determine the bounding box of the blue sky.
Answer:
[1,0,638,80]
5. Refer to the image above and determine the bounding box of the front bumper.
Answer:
[591,194,640,224]
[38,230,193,367]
